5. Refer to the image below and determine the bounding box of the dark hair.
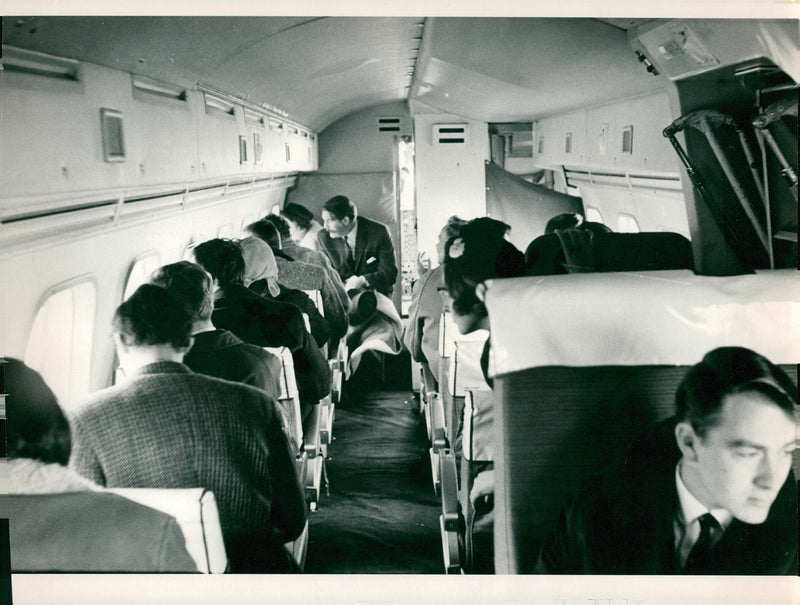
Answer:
[545,212,583,234]
[193,239,246,287]
[149,261,214,323]
[5,358,71,464]
[544,212,612,235]
[113,284,193,349]
[263,214,292,240]
[676,346,797,438]
[323,195,356,220]
[245,220,282,250]
[281,203,314,231]
[442,215,468,240]
[444,217,526,316]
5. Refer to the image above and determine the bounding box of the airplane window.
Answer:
[182,242,197,261]
[617,213,640,233]
[25,279,97,412]
[123,252,162,300]
[240,214,254,236]
[584,206,604,225]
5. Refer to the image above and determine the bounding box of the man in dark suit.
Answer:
[536,347,798,575]
[193,239,330,420]
[69,284,307,572]
[148,260,282,399]
[317,195,398,297]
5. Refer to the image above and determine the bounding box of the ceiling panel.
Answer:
[2,16,666,132]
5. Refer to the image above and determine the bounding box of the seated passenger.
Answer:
[403,215,467,386]
[536,346,798,575]
[525,212,611,275]
[281,201,324,251]
[148,260,282,398]
[240,236,331,349]
[1,358,197,572]
[263,213,350,310]
[69,285,307,572]
[193,238,331,418]
[544,212,611,236]
[247,217,348,342]
[442,217,526,573]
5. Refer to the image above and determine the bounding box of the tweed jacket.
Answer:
[535,419,798,574]
[183,328,282,399]
[403,265,445,378]
[317,215,398,297]
[69,362,307,570]
[283,240,350,309]
[274,254,348,340]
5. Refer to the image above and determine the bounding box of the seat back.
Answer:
[525,231,694,275]
[107,487,227,573]
[484,269,800,574]
[264,346,303,452]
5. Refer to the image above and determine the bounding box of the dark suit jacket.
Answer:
[183,328,282,399]
[69,362,307,572]
[317,215,398,297]
[536,419,798,574]
[212,285,331,417]
[1,491,198,572]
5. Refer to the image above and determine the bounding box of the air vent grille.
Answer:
[131,75,187,101]
[433,124,469,145]
[204,93,235,117]
[1,46,80,80]
[377,117,403,133]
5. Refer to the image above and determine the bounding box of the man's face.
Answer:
[321,210,352,238]
[686,391,796,524]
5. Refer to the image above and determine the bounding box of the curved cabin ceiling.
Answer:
[2,16,661,131]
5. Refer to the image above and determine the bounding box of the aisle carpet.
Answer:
[304,390,443,573]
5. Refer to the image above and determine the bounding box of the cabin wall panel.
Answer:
[0,186,288,397]
[1,60,315,203]
[412,112,489,264]
[533,92,677,174]
[0,65,136,198]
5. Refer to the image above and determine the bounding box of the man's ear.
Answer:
[112,332,129,355]
[176,336,194,357]
[675,421,700,462]
[475,282,488,303]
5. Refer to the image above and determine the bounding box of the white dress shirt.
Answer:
[673,462,732,567]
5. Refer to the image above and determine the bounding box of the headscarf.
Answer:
[240,236,281,297]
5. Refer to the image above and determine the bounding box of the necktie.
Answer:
[342,237,353,265]
[683,513,719,573]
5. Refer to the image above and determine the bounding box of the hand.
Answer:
[469,468,495,507]
[416,251,431,276]
[344,275,368,291]
[556,227,597,273]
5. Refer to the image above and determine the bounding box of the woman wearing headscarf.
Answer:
[241,236,331,349]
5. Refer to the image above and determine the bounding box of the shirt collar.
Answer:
[675,462,733,530]
[345,219,358,249]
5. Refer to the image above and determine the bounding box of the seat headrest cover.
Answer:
[484,270,800,376]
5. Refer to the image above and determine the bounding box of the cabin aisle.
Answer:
[305,389,443,573]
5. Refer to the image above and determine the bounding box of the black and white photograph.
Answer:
[0,1,797,604]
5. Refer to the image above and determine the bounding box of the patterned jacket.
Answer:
[69,362,307,571]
